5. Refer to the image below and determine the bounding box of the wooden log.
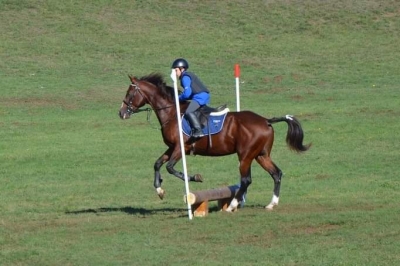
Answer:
[193,201,208,217]
[184,185,240,206]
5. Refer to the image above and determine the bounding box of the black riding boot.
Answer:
[185,112,205,138]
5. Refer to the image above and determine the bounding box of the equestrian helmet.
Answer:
[171,58,189,69]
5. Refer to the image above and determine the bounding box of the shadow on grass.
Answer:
[65,206,189,217]
[65,204,265,217]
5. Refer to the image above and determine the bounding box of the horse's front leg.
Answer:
[165,147,203,182]
[154,149,173,200]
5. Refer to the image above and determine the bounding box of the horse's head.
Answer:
[119,75,148,119]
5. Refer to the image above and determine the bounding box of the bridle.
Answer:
[123,83,147,115]
[122,82,176,127]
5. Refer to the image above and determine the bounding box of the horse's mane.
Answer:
[138,73,176,100]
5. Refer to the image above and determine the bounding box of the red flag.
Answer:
[234,64,240,78]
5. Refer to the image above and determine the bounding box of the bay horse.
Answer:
[119,73,310,212]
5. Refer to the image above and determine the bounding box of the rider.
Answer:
[171,58,210,138]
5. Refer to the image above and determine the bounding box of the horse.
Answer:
[119,73,310,212]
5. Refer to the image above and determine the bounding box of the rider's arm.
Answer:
[179,75,192,101]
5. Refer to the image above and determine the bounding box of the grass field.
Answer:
[1,1,400,265]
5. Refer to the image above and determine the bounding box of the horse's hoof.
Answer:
[225,207,237,213]
[194,174,203,182]
[265,204,275,211]
[156,188,165,200]
[225,198,239,212]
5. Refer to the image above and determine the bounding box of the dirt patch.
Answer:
[273,75,284,83]
[300,223,341,235]
[254,87,286,94]
[383,9,400,18]
[315,174,331,180]
[285,111,322,121]
[237,232,276,247]
[0,96,79,110]
[290,94,304,101]
[291,73,302,81]
[358,107,400,116]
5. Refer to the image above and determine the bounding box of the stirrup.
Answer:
[191,130,205,138]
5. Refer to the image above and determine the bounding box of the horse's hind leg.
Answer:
[256,155,283,210]
[226,159,252,212]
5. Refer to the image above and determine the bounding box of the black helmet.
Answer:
[171,58,189,69]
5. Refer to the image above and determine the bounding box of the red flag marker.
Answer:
[234,64,240,78]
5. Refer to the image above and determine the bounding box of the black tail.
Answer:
[267,115,311,152]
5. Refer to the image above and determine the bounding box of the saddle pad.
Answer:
[182,109,229,136]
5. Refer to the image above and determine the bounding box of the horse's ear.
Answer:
[128,75,138,83]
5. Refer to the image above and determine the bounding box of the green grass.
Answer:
[1,0,400,265]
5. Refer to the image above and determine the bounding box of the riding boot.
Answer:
[185,112,205,138]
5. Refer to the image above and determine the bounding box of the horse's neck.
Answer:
[150,98,177,126]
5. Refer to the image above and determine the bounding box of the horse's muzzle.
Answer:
[119,110,131,120]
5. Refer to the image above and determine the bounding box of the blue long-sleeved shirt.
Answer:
[179,72,210,105]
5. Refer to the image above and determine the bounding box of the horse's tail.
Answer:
[267,115,311,153]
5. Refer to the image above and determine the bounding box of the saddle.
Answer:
[196,104,228,126]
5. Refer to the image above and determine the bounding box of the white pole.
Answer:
[170,69,193,220]
[234,64,240,112]
[234,64,246,207]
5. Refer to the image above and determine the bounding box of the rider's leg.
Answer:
[184,101,205,138]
